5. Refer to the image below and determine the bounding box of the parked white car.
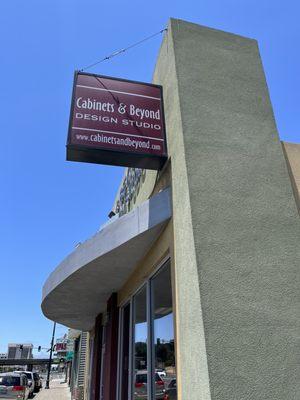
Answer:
[155,369,167,379]
[14,371,34,398]
[0,373,30,400]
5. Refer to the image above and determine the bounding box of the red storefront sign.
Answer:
[56,342,67,351]
[67,72,168,170]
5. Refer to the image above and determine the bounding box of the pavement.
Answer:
[33,379,71,400]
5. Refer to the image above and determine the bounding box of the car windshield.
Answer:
[24,373,32,379]
[136,374,147,384]
[135,373,162,384]
[0,376,20,386]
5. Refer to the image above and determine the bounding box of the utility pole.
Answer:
[45,321,56,389]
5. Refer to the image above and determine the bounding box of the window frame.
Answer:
[116,254,173,400]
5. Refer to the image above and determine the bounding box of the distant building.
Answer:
[7,343,33,359]
[282,142,300,214]
[0,353,7,359]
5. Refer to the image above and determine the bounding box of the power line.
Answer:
[80,28,167,72]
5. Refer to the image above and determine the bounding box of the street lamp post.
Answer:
[45,322,56,389]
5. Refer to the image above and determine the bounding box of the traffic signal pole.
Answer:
[45,322,56,389]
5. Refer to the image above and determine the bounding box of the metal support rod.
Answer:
[45,322,56,389]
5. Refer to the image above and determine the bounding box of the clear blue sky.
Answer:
[0,0,299,355]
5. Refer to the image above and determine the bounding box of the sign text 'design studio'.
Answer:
[67,72,168,170]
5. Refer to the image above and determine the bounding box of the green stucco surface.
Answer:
[154,18,300,400]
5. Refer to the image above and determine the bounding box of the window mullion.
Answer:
[129,298,134,400]
[116,307,123,400]
[146,279,154,400]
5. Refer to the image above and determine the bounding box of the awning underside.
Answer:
[41,188,171,331]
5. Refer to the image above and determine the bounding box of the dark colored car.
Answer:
[164,378,177,400]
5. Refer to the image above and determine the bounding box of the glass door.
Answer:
[117,258,177,400]
[150,260,177,399]
[132,285,148,400]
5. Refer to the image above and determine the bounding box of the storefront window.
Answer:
[151,260,177,399]
[133,286,148,399]
[119,259,176,400]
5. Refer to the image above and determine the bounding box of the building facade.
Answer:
[67,331,90,400]
[41,19,300,400]
[7,344,33,360]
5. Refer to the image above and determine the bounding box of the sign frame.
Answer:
[66,71,168,170]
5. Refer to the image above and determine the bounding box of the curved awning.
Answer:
[41,188,171,331]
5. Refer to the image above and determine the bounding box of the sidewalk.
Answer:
[34,379,71,400]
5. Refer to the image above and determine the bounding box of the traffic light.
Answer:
[19,345,23,350]
[38,346,41,352]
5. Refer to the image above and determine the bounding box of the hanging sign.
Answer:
[67,72,168,170]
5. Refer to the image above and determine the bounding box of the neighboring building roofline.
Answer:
[281,141,300,215]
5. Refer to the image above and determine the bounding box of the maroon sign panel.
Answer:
[67,72,168,170]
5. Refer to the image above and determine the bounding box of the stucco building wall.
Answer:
[150,18,300,400]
